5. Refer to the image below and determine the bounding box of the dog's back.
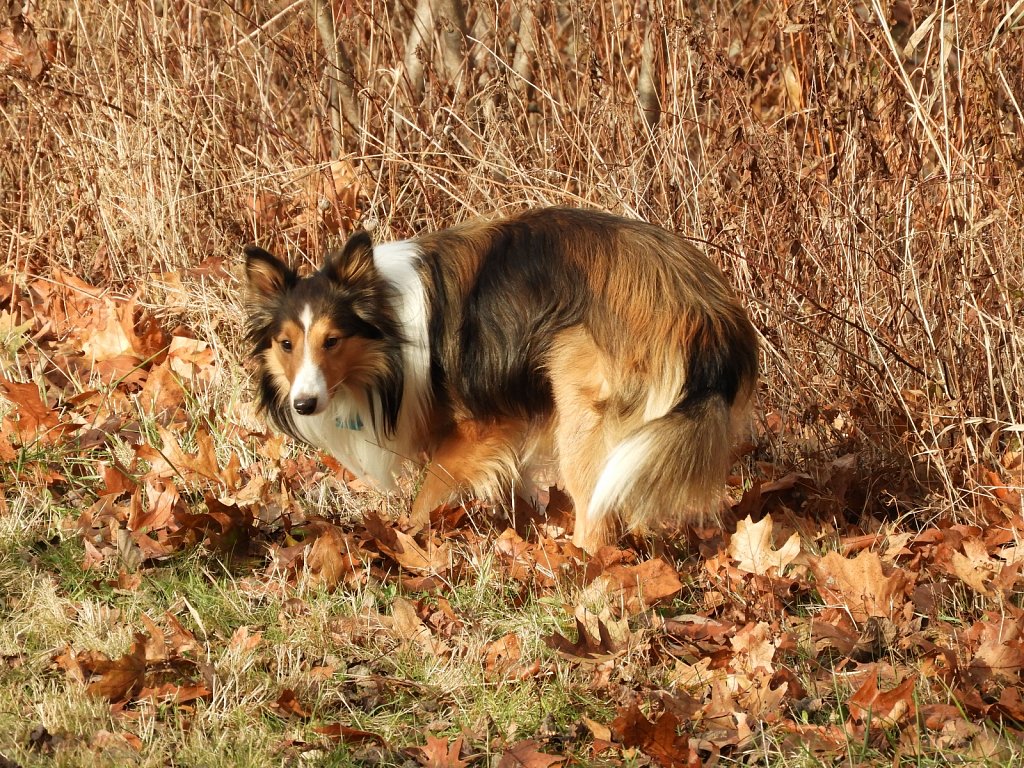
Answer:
[409,208,758,549]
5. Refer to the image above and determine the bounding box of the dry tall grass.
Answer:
[3,0,1023,520]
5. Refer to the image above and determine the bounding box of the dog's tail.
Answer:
[577,315,757,550]
[581,395,733,539]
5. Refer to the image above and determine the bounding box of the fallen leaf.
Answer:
[314,722,385,745]
[167,335,216,383]
[847,675,917,729]
[90,729,140,753]
[228,625,263,653]
[484,633,522,675]
[585,557,682,615]
[139,613,168,662]
[581,716,611,741]
[610,702,697,767]
[949,538,999,595]
[544,616,623,662]
[411,734,470,768]
[271,688,310,719]
[968,618,1024,685]
[497,739,564,768]
[728,514,801,575]
[0,16,51,78]
[730,622,777,675]
[306,522,362,589]
[0,375,66,443]
[392,596,448,656]
[144,681,212,705]
[149,425,224,485]
[812,550,910,622]
[138,361,185,416]
[389,530,451,574]
[85,633,148,703]
[100,462,136,498]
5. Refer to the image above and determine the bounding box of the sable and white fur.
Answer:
[245,208,757,552]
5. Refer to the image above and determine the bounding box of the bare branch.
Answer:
[404,0,432,100]
[638,26,662,133]
[310,0,361,154]
[404,0,468,100]
[511,2,537,95]
[436,0,468,84]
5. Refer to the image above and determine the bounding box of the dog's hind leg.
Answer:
[556,406,614,553]
[411,418,527,527]
[546,328,622,553]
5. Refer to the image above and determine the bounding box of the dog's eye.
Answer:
[279,339,293,353]
[323,336,340,350]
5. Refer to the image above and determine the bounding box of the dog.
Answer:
[244,207,757,552]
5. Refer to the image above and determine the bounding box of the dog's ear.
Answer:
[325,230,375,285]
[245,245,294,300]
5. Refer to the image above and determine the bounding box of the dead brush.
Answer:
[6,0,1020,520]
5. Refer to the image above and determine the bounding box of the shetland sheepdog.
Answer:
[244,208,757,552]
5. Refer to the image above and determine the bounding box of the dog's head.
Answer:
[244,231,405,433]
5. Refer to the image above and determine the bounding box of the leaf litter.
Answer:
[2,262,1024,765]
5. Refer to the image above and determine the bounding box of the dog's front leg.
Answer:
[409,418,525,527]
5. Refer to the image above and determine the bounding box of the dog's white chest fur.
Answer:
[291,397,405,491]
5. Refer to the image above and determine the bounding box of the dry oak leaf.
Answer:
[812,549,910,622]
[730,622,778,675]
[492,528,545,584]
[128,477,181,536]
[162,611,200,656]
[995,685,1024,723]
[298,157,362,233]
[167,335,216,383]
[586,557,683,616]
[392,596,448,656]
[544,616,624,663]
[0,16,52,78]
[361,508,453,573]
[90,729,141,754]
[78,295,169,372]
[306,522,362,589]
[144,425,224,485]
[85,633,148,703]
[389,530,452,574]
[669,656,715,691]
[497,739,564,768]
[846,675,917,729]
[0,429,16,461]
[228,625,263,654]
[100,462,136,498]
[728,514,801,575]
[271,688,311,719]
[247,157,361,234]
[143,681,211,706]
[949,538,1000,595]
[139,613,169,662]
[138,360,186,416]
[968,618,1024,685]
[0,375,66,443]
[732,671,790,718]
[484,633,522,674]
[314,722,385,745]
[411,734,470,768]
[610,702,698,768]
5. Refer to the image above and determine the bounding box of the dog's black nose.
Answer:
[293,397,318,415]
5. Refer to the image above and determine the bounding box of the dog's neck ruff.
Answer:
[288,239,430,491]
